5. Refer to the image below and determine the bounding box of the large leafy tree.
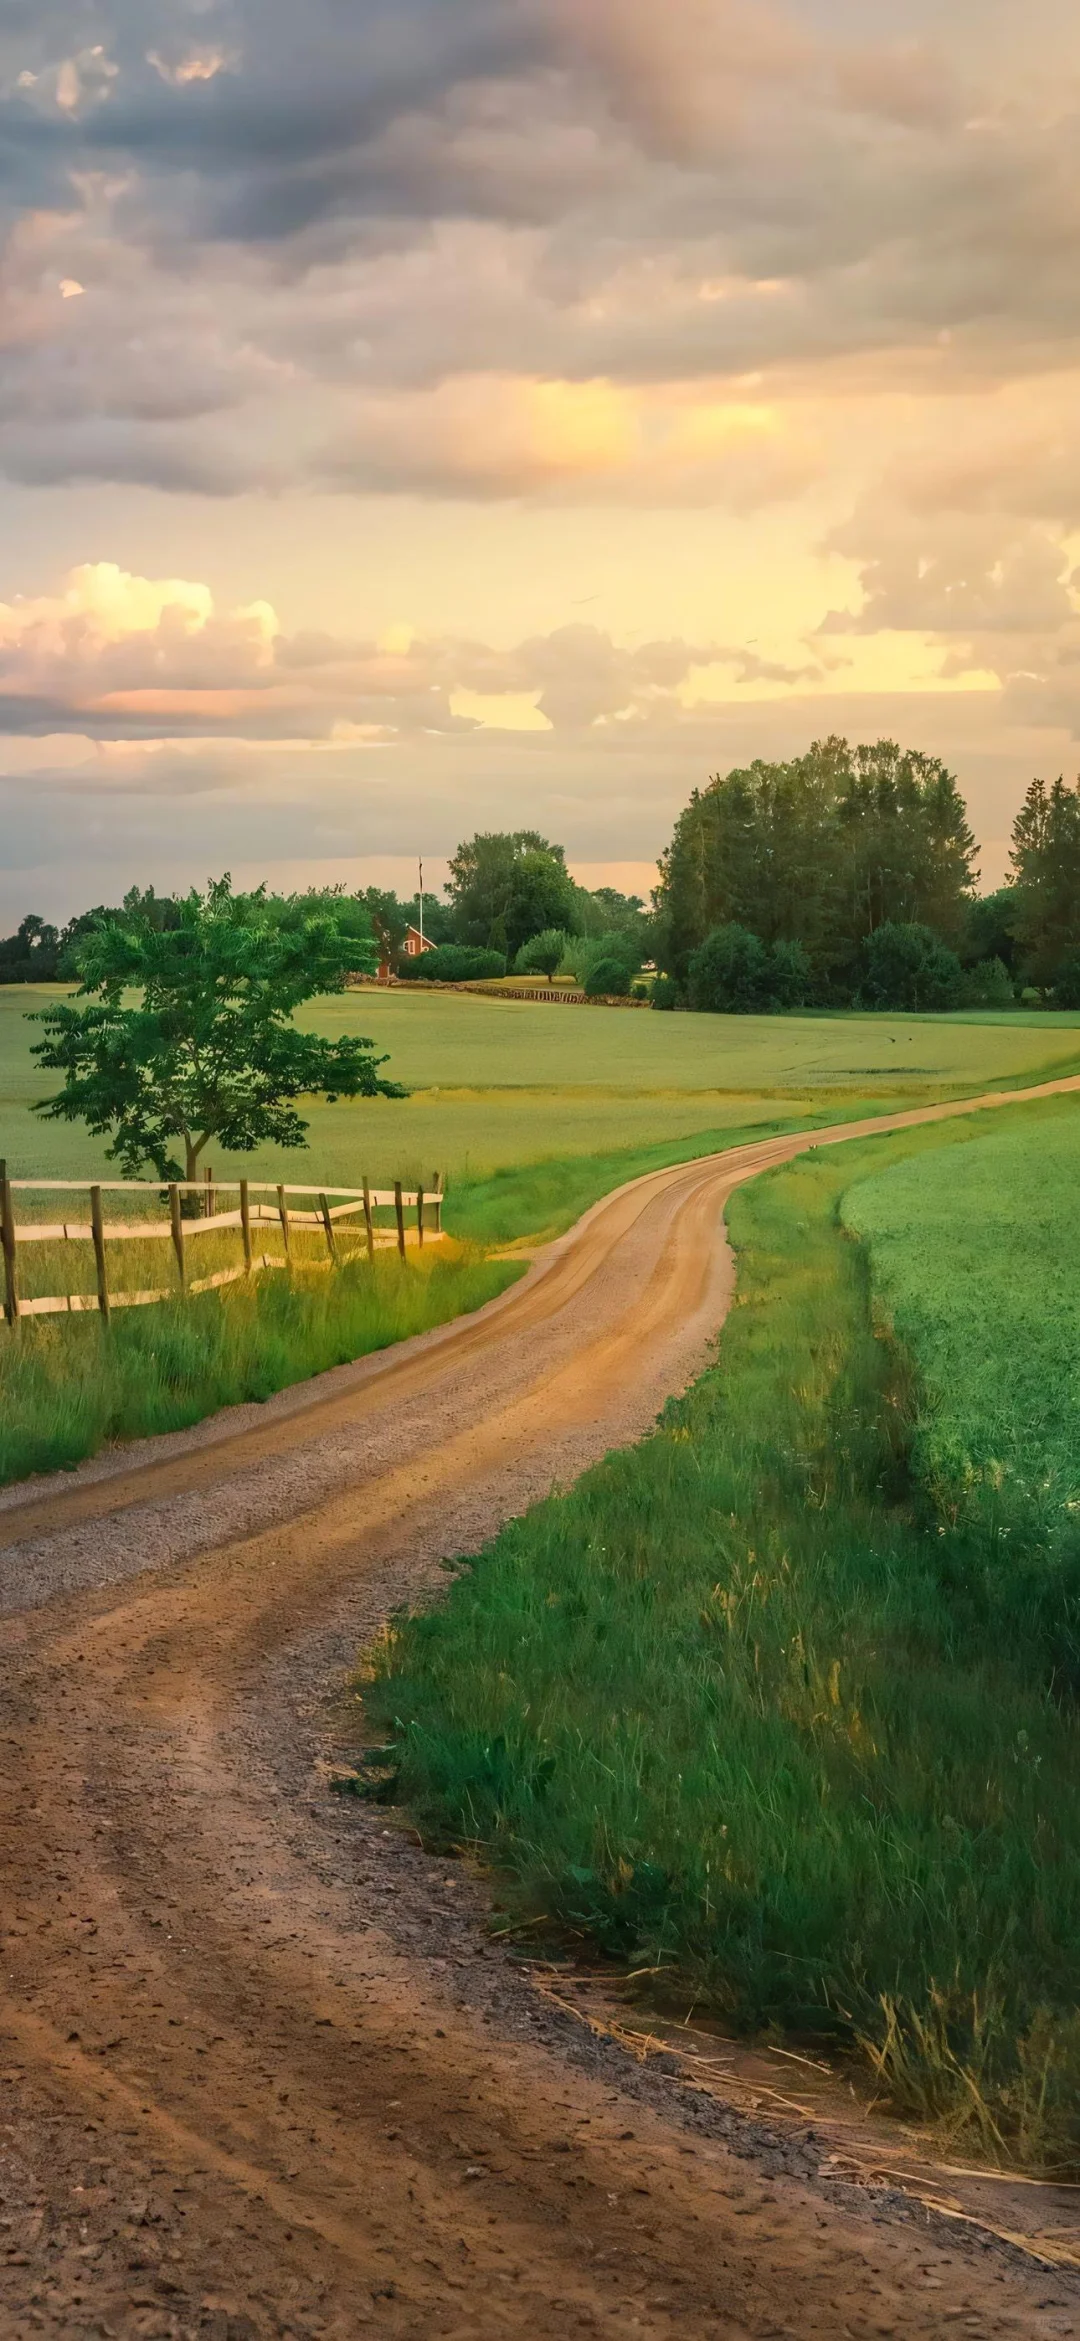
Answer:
[448,830,578,957]
[832,741,976,959]
[655,736,977,992]
[32,878,403,1183]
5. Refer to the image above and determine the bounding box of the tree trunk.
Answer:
[182,1136,207,1218]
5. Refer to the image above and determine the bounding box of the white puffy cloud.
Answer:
[0,560,805,743]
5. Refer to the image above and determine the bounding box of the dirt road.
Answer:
[3,1081,1080,2341]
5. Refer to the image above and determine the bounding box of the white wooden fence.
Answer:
[0,1163,444,1326]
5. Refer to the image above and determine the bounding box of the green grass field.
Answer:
[844,1099,1080,1554]
[6,982,1080,1234]
[362,1095,1080,2171]
[5,980,1080,1493]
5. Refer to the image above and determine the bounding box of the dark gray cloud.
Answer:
[1,0,1080,499]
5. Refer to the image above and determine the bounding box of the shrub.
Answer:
[513,929,570,980]
[650,975,680,1011]
[583,954,630,998]
[963,956,1016,1008]
[857,922,964,1012]
[769,938,813,1009]
[564,935,639,990]
[687,924,809,1014]
[1053,956,1080,1009]
[399,944,506,983]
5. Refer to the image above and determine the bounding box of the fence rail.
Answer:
[0,1163,444,1327]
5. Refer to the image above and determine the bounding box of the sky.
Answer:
[2,0,1080,924]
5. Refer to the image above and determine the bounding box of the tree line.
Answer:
[2,837,652,1000]
[652,738,1080,1013]
[7,750,1080,1018]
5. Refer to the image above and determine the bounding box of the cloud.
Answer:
[0,560,793,744]
[0,682,1054,929]
[822,517,1078,642]
[2,0,1080,503]
[320,373,817,504]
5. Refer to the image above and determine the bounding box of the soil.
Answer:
[3,1079,1080,2341]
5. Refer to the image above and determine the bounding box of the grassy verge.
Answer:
[843,1096,1080,1557]
[445,1095,929,1247]
[0,1246,519,1486]
[363,1103,1080,2171]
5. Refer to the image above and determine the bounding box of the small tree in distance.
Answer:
[514,928,568,982]
[32,877,405,1185]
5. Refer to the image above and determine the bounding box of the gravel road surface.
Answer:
[2,1077,1079,2341]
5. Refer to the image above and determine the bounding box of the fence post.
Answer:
[169,1184,186,1288]
[90,1185,111,1325]
[205,1163,215,1219]
[417,1183,425,1250]
[433,1172,443,1236]
[240,1179,253,1272]
[320,1192,337,1264]
[362,1177,375,1263]
[0,1160,18,1326]
[277,1184,291,1257]
[394,1180,406,1261]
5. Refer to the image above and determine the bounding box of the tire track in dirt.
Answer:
[2,1076,1079,2340]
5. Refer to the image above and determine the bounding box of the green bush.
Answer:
[687,924,810,1013]
[564,935,640,991]
[857,922,964,1011]
[1053,956,1080,1009]
[583,955,630,998]
[399,944,506,983]
[962,956,1015,1008]
[650,975,680,1010]
[770,937,813,1007]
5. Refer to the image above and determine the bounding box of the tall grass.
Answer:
[446,1102,892,1247]
[365,1110,1080,2170]
[0,1246,519,1486]
[844,1097,1080,1560]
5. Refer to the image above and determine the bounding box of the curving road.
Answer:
[2,1077,1078,2341]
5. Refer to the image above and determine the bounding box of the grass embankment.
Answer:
[364,1098,1080,2170]
[844,1101,1080,1555]
[0,1246,518,1486]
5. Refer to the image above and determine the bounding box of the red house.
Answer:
[377,924,436,982]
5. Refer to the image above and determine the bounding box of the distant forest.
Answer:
[653,739,1080,1012]
[6,740,1080,1013]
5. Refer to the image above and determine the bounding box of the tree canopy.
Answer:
[687,924,811,1015]
[32,878,403,1183]
[514,928,569,980]
[655,737,978,996]
[447,830,578,958]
